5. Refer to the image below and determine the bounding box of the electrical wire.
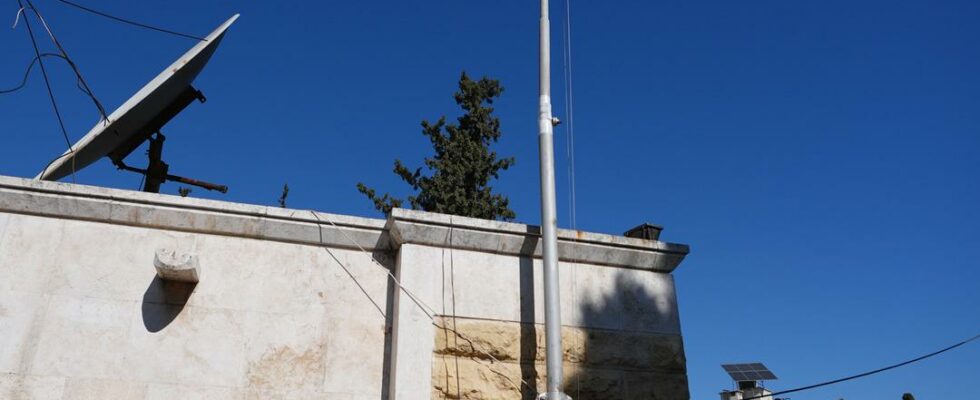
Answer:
[1,53,100,101]
[17,0,75,182]
[742,333,980,400]
[55,0,206,41]
[24,0,108,122]
[10,5,24,28]
[442,217,463,399]
[308,210,533,393]
[0,53,65,94]
[561,0,578,230]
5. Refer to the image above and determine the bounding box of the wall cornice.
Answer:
[0,175,388,250]
[387,208,689,272]
[0,176,689,272]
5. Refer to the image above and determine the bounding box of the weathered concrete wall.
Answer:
[0,176,392,399]
[0,176,691,399]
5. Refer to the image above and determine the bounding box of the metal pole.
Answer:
[538,0,566,398]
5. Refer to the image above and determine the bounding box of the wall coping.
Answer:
[0,175,689,271]
[0,175,388,251]
[387,209,689,271]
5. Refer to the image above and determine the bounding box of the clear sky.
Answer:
[2,1,978,398]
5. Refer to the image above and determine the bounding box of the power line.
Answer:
[743,333,980,400]
[55,0,206,41]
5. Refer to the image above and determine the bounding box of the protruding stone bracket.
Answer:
[153,248,199,283]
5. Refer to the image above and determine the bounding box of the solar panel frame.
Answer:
[720,362,778,381]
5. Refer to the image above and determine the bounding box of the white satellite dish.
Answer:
[37,14,239,193]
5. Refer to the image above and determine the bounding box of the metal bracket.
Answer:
[113,132,228,194]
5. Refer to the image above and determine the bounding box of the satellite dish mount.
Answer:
[108,86,227,194]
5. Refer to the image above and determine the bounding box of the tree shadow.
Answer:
[565,272,687,400]
[141,276,196,332]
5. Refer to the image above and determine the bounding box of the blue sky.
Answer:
[2,1,978,398]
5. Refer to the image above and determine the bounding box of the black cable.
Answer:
[1,53,106,121]
[56,0,206,42]
[38,151,73,182]
[24,0,108,122]
[18,0,75,182]
[0,53,64,94]
[743,333,980,400]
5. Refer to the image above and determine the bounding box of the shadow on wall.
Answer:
[141,276,196,332]
[518,250,538,399]
[519,265,688,400]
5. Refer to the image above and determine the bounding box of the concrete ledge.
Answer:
[0,175,388,251]
[0,176,689,271]
[387,209,689,272]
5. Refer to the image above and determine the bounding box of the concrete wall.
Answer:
[0,176,690,399]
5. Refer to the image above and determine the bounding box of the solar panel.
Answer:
[721,362,778,381]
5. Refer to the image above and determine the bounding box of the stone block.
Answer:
[431,318,688,400]
[431,357,527,400]
[624,371,690,400]
[582,330,686,370]
[433,318,585,364]
[153,248,200,283]
[561,365,625,400]
[434,318,524,362]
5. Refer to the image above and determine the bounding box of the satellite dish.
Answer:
[37,14,240,193]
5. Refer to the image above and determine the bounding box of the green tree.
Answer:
[357,72,516,220]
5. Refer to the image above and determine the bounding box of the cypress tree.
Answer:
[358,72,516,220]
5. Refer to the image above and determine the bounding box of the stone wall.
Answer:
[0,176,691,399]
[386,211,691,399]
[431,318,688,399]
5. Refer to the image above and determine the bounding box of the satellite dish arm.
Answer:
[115,160,228,194]
[113,133,228,194]
[164,173,228,193]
